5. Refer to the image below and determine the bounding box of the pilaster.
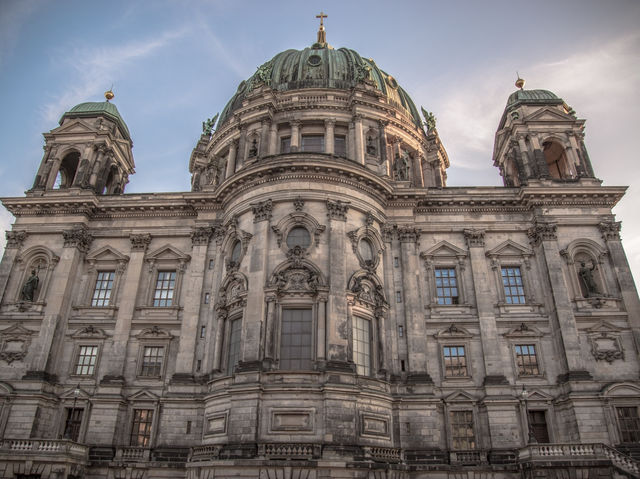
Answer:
[0,231,26,304]
[324,119,335,155]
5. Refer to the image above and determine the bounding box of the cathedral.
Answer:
[0,16,639,479]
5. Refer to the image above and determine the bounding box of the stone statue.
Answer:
[366,136,377,156]
[248,139,258,158]
[394,152,410,181]
[202,113,219,136]
[578,261,599,296]
[252,60,273,89]
[421,107,436,132]
[21,270,39,302]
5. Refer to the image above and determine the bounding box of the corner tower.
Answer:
[492,78,595,186]
[31,91,134,195]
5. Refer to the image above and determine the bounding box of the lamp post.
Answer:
[64,384,81,441]
[521,387,537,444]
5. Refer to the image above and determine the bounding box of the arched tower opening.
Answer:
[53,151,80,189]
[543,140,571,179]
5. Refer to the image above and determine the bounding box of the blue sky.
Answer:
[1,0,639,283]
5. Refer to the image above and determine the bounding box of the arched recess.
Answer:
[271,211,326,254]
[542,138,573,180]
[53,150,81,189]
[12,245,60,306]
[220,218,252,273]
[347,217,384,271]
[560,239,609,299]
[601,382,640,445]
[263,253,328,371]
[346,270,389,376]
[212,271,248,375]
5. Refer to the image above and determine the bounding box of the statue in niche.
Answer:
[394,151,410,181]
[366,135,377,156]
[21,270,40,302]
[248,139,258,158]
[578,261,599,296]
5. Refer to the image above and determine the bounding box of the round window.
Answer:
[231,240,242,262]
[286,226,311,249]
[359,238,374,262]
[308,54,322,67]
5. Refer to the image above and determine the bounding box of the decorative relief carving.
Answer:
[587,321,624,363]
[396,225,421,243]
[5,231,27,249]
[326,199,349,221]
[348,272,388,318]
[527,222,557,246]
[463,229,485,248]
[129,233,152,251]
[599,221,621,241]
[63,227,93,253]
[191,226,213,246]
[251,199,273,223]
[293,196,304,211]
[0,323,34,364]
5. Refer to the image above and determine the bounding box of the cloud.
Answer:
[0,0,39,69]
[192,19,251,79]
[40,28,188,125]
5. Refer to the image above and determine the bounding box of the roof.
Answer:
[60,101,131,141]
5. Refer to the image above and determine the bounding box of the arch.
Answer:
[272,211,326,253]
[347,269,387,313]
[560,239,608,298]
[542,138,572,180]
[53,150,81,189]
[14,245,60,303]
[102,164,121,195]
[347,220,384,271]
[269,257,326,296]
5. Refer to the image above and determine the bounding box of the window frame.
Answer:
[448,409,477,450]
[129,408,155,447]
[616,405,640,444]
[501,266,526,304]
[486,240,537,310]
[139,345,166,377]
[225,315,243,376]
[278,306,315,371]
[352,315,373,376]
[420,241,469,311]
[514,343,541,377]
[152,270,177,307]
[135,326,173,379]
[82,246,129,310]
[434,325,474,382]
[143,245,190,311]
[71,344,100,377]
[300,134,325,153]
[90,270,116,307]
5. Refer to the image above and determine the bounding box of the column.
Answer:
[290,120,301,152]
[259,119,271,157]
[268,121,278,155]
[173,226,213,381]
[326,200,350,365]
[528,221,591,380]
[101,233,151,382]
[225,140,237,179]
[463,229,508,384]
[206,230,226,372]
[316,294,327,360]
[88,145,107,188]
[516,135,534,178]
[348,121,356,161]
[378,120,388,169]
[599,221,640,352]
[27,227,93,377]
[236,125,247,169]
[263,294,277,363]
[324,119,335,155]
[0,231,26,304]
[398,226,430,381]
[353,114,365,165]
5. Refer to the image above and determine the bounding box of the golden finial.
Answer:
[515,73,525,90]
[104,89,114,102]
[316,11,328,44]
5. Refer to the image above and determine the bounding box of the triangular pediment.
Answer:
[0,323,35,337]
[421,240,467,259]
[128,389,159,401]
[503,323,543,338]
[486,240,532,258]
[525,388,553,401]
[52,118,98,135]
[445,390,476,403]
[586,320,622,334]
[61,386,90,399]
[525,107,575,123]
[86,245,129,263]
[146,244,190,262]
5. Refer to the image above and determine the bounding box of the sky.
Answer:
[0,0,639,285]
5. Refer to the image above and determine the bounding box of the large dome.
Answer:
[218,44,422,127]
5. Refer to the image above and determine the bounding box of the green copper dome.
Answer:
[506,89,561,108]
[61,101,131,141]
[218,45,423,127]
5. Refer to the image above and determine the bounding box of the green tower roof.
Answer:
[60,100,131,141]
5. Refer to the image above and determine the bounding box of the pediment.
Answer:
[146,244,190,262]
[445,390,476,403]
[503,323,543,338]
[434,324,473,339]
[136,326,173,340]
[70,325,108,339]
[524,107,574,123]
[61,386,90,399]
[128,389,159,401]
[602,382,640,398]
[586,320,622,334]
[421,240,467,259]
[525,388,553,401]
[52,119,98,135]
[486,240,532,258]
[0,323,35,337]
[86,245,129,263]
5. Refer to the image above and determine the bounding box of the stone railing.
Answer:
[189,445,222,461]
[449,449,488,465]
[363,446,402,463]
[0,439,88,459]
[258,443,321,459]
[519,443,640,477]
[114,447,150,461]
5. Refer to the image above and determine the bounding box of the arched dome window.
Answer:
[286,226,311,249]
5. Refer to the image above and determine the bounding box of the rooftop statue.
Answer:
[421,107,436,133]
[202,113,219,136]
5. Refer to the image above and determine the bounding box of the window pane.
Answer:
[92,271,115,307]
[501,267,525,304]
[301,135,324,153]
[153,271,176,307]
[359,239,374,262]
[286,226,311,249]
[130,409,154,447]
[617,407,640,443]
[75,346,98,376]
[515,344,539,375]
[280,137,291,154]
[435,268,459,305]
[227,318,242,375]
[334,135,346,157]
[63,407,84,441]
[443,345,467,377]
[352,316,371,376]
[140,346,164,376]
[450,410,475,450]
[280,308,313,370]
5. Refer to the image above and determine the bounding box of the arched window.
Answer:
[53,151,80,189]
[543,141,571,179]
[286,226,311,249]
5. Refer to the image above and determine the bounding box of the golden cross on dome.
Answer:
[316,11,327,27]
[316,11,328,44]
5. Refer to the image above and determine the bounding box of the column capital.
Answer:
[464,229,485,248]
[191,226,213,246]
[130,233,152,251]
[251,199,273,223]
[5,230,27,249]
[527,222,557,246]
[326,199,349,221]
[324,118,336,127]
[290,119,301,128]
[599,221,621,241]
[352,114,363,122]
[397,225,421,243]
[63,227,93,253]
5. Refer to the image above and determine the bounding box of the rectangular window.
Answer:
[63,407,83,441]
[140,346,164,377]
[280,308,313,370]
[280,136,291,154]
[74,345,98,376]
[435,268,459,305]
[301,135,324,153]
[130,409,154,447]
[334,135,346,156]
[443,345,467,377]
[91,271,115,307]
[528,410,550,443]
[450,410,475,450]
[352,316,372,376]
[515,344,540,375]
[153,271,176,307]
[227,318,242,375]
[502,266,525,304]
[616,407,640,443]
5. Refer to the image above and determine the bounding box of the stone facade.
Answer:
[0,30,639,479]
